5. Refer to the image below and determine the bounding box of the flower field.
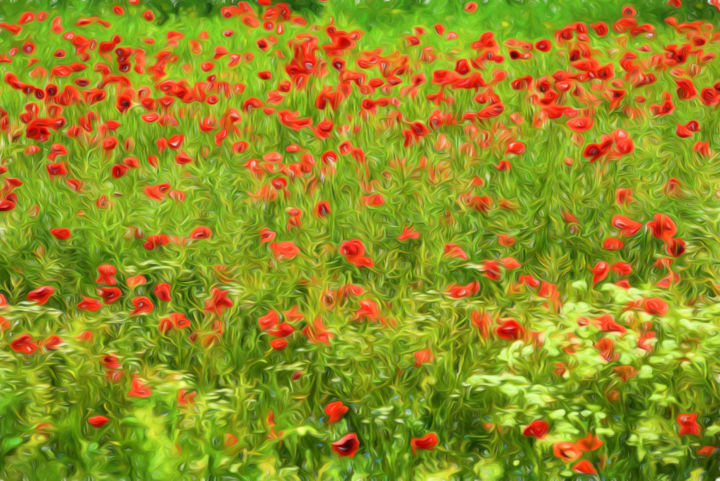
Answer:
[1,0,720,479]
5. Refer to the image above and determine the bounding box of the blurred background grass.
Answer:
[1,0,719,32]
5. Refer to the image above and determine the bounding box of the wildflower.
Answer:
[27,286,54,305]
[523,420,549,439]
[414,348,434,366]
[128,375,152,398]
[677,413,701,435]
[553,442,582,462]
[88,416,110,427]
[331,433,359,458]
[269,241,300,259]
[339,239,373,268]
[10,334,38,354]
[324,401,348,423]
[573,460,597,474]
[411,433,438,454]
[496,319,524,341]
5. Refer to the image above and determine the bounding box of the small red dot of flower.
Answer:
[88,415,110,427]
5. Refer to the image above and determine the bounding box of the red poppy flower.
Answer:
[694,141,712,157]
[267,322,294,338]
[535,39,551,52]
[10,334,38,354]
[270,241,300,260]
[50,228,71,239]
[131,296,154,315]
[603,237,624,251]
[331,433,359,458]
[561,211,578,224]
[500,257,521,271]
[675,78,697,100]
[27,286,54,305]
[497,234,515,247]
[446,281,479,299]
[349,300,378,323]
[656,272,679,289]
[75,295,102,311]
[172,313,191,330]
[339,239,365,258]
[205,288,233,314]
[593,314,627,334]
[126,276,147,288]
[523,420,549,439]
[223,432,239,448]
[144,234,170,250]
[303,316,334,344]
[88,415,109,427]
[339,239,373,268]
[665,238,686,257]
[177,388,196,406]
[676,123,693,138]
[590,261,609,285]
[99,287,122,304]
[443,244,468,260]
[324,401,349,423]
[518,275,541,289]
[282,306,303,323]
[103,355,122,371]
[576,433,603,451]
[414,348,434,367]
[411,433,438,454]
[47,163,68,177]
[398,226,420,241]
[616,188,634,204]
[698,446,716,456]
[190,226,212,240]
[565,116,596,133]
[677,413,700,435]
[154,283,171,301]
[128,375,152,398]
[654,257,674,269]
[159,313,190,333]
[258,310,280,331]
[595,337,619,362]
[613,365,637,382]
[269,338,288,350]
[505,141,525,155]
[573,460,597,474]
[647,213,677,241]
[612,215,642,236]
[496,319,524,340]
[643,297,668,316]
[464,194,493,212]
[314,201,331,217]
[470,310,491,338]
[664,177,682,197]
[104,136,120,152]
[553,442,582,462]
[259,228,277,243]
[611,261,632,276]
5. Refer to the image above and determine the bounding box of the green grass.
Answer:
[1,0,720,479]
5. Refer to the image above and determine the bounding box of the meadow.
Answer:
[0,0,720,479]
